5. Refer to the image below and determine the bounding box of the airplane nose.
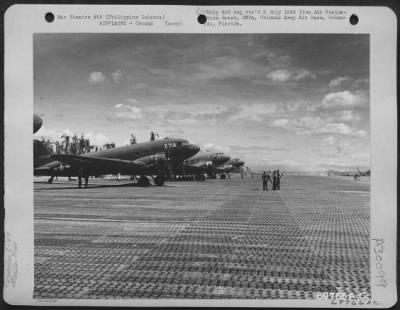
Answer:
[222,155,231,163]
[187,144,200,157]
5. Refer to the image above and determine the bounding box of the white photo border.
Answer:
[4,4,397,307]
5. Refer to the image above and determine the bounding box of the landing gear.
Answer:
[138,175,150,187]
[48,175,54,184]
[220,174,226,179]
[195,174,206,181]
[154,175,165,186]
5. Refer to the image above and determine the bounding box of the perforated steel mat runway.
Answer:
[33,175,370,299]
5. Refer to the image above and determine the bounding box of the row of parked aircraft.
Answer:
[33,115,245,188]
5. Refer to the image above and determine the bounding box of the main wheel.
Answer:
[154,175,165,186]
[220,174,226,179]
[195,174,202,181]
[138,175,150,187]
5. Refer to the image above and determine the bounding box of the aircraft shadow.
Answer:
[34,182,176,190]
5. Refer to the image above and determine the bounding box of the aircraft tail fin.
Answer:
[34,140,54,168]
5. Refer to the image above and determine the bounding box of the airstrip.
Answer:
[33,175,370,299]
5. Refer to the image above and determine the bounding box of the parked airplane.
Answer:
[35,138,200,188]
[170,151,231,180]
[34,114,43,134]
[219,158,245,175]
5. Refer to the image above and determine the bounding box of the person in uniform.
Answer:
[272,170,277,190]
[266,170,272,190]
[276,169,282,190]
[262,171,267,190]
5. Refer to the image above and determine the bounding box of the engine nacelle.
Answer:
[139,153,167,166]
[205,160,213,167]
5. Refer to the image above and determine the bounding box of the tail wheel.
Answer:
[138,176,150,187]
[154,175,165,186]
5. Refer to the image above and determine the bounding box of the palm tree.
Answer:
[54,141,62,154]
[83,139,94,153]
[41,137,53,153]
[79,134,86,154]
[150,131,159,141]
[103,143,116,150]
[70,135,80,155]
[61,134,71,154]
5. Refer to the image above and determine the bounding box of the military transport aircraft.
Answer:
[34,114,43,134]
[219,158,245,175]
[169,151,231,180]
[35,137,200,188]
[34,115,200,187]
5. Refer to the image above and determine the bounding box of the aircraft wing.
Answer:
[52,154,146,173]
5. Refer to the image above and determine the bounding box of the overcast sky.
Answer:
[34,33,370,172]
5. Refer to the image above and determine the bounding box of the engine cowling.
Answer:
[140,153,167,167]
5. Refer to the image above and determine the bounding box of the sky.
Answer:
[34,33,370,172]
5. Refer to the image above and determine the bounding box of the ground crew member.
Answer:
[262,171,267,190]
[276,170,282,190]
[272,170,277,190]
[266,170,272,190]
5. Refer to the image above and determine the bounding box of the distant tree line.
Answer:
[39,131,161,154]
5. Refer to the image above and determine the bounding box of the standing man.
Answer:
[262,171,267,191]
[272,170,277,190]
[266,170,272,190]
[276,170,282,190]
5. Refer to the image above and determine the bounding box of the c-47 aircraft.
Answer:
[220,158,245,174]
[34,114,43,134]
[35,137,200,188]
[170,151,231,180]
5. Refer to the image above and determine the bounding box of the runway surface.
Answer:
[33,175,370,299]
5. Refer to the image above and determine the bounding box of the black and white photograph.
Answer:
[32,32,372,300]
[4,5,397,307]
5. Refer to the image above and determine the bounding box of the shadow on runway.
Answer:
[34,182,177,190]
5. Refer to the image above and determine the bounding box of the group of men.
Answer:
[261,170,282,191]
